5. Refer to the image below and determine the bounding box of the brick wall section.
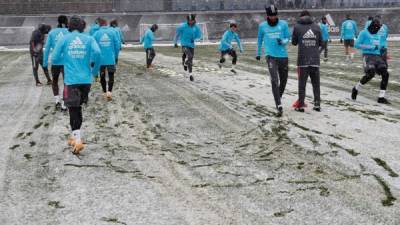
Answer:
[0,0,114,14]
[0,0,400,15]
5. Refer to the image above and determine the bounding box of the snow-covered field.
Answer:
[0,42,399,224]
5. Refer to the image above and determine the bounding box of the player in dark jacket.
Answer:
[292,10,323,112]
[30,24,52,86]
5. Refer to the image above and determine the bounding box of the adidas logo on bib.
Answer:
[55,32,64,42]
[100,33,111,47]
[70,37,84,49]
[303,29,316,39]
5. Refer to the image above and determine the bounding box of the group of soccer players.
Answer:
[30,15,123,154]
[29,5,392,154]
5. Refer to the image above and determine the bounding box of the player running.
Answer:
[292,10,323,112]
[140,24,158,71]
[52,15,101,154]
[365,15,389,66]
[218,22,243,74]
[256,5,290,117]
[351,18,391,104]
[93,18,121,101]
[364,16,374,30]
[43,15,69,111]
[319,16,330,61]
[174,14,202,82]
[340,15,358,63]
[110,19,125,45]
[89,17,100,36]
[30,24,52,86]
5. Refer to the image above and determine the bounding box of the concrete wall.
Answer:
[1,0,400,15]
[0,8,399,45]
[0,0,115,15]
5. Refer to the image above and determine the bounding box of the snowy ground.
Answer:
[0,42,399,225]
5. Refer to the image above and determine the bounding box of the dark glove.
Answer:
[115,58,118,64]
[340,39,343,44]
[90,62,95,68]
[256,56,261,61]
[174,43,178,48]
[374,45,379,51]
[329,39,332,43]
[277,38,282,45]
[380,47,387,55]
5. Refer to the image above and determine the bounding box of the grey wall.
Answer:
[0,8,399,45]
[1,0,400,15]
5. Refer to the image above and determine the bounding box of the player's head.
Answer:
[368,18,381,34]
[321,16,327,24]
[98,17,107,26]
[265,5,278,21]
[58,15,68,28]
[375,15,383,23]
[300,10,311,18]
[110,19,118,28]
[229,22,238,32]
[95,17,101,24]
[38,23,50,34]
[187,14,196,26]
[368,16,374,21]
[151,24,158,32]
[346,14,351,20]
[69,15,86,33]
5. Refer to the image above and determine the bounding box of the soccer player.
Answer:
[30,24,52,86]
[218,22,243,74]
[351,19,390,104]
[52,16,101,154]
[43,15,69,111]
[256,5,290,117]
[364,16,374,30]
[292,10,323,112]
[140,24,158,71]
[93,18,121,101]
[319,16,330,61]
[89,17,100,36]
[174,14,202,82]
[340,15,358,63]
[110,19,125,45]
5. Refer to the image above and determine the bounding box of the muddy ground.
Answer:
[0,42,399,224]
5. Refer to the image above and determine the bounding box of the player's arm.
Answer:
[174,25,182,45]
[281,22,291,45]
[235,33,244,52]
[256,24,264,57]
[51,35,65,64]
[90,37,101,76]
[113,32,120,59]
[340,22,345,39]
[140,31,145,44]
[291,25,299,46]
[354,21,358,38]
[43,33,53,68]
[317,27,323,47]
[194,25,202,41]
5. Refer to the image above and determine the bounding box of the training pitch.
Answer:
[0,42,399,224]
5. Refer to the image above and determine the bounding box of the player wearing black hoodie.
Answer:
[292,10,323,112]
